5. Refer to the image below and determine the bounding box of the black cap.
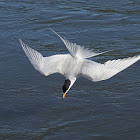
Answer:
[62,79,71,93]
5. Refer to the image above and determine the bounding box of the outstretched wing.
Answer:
[80,56,140,82]
[51,29,110,59]
[19,39,69,76]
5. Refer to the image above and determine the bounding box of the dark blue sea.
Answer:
[0,0,140,139]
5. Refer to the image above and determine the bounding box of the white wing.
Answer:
[19,39,69,76]
[80,56,140,82]
[51,29,110,59]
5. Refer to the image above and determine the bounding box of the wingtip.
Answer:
[19,38,22,44]
[137,55,140,60]
[104,49,113,54]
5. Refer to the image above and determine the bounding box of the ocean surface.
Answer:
[0,0,140,140]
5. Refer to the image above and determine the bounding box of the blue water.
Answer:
[0,0,140,139]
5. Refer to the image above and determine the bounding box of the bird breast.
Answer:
[63,56,83,78]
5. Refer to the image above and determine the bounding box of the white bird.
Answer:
[19,30,140,99]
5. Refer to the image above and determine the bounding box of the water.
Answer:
[0,0,140,139]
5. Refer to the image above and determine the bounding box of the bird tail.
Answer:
[51,29,110,59]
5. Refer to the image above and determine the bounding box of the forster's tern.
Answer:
[19,30,140,99]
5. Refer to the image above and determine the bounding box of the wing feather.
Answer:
[19,39,68,76]
[80,56,140,82]
[19,39,43,73]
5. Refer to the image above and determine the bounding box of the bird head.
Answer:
[62,78,76,99]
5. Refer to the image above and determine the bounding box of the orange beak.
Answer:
[63,92,66,99]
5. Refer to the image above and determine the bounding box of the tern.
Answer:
[19,30,140,99]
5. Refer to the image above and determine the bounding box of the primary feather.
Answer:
[19,39,43,73]
[19,39,70,76]
[80,55,140,82]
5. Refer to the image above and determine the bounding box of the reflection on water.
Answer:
[0,0,140,139]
